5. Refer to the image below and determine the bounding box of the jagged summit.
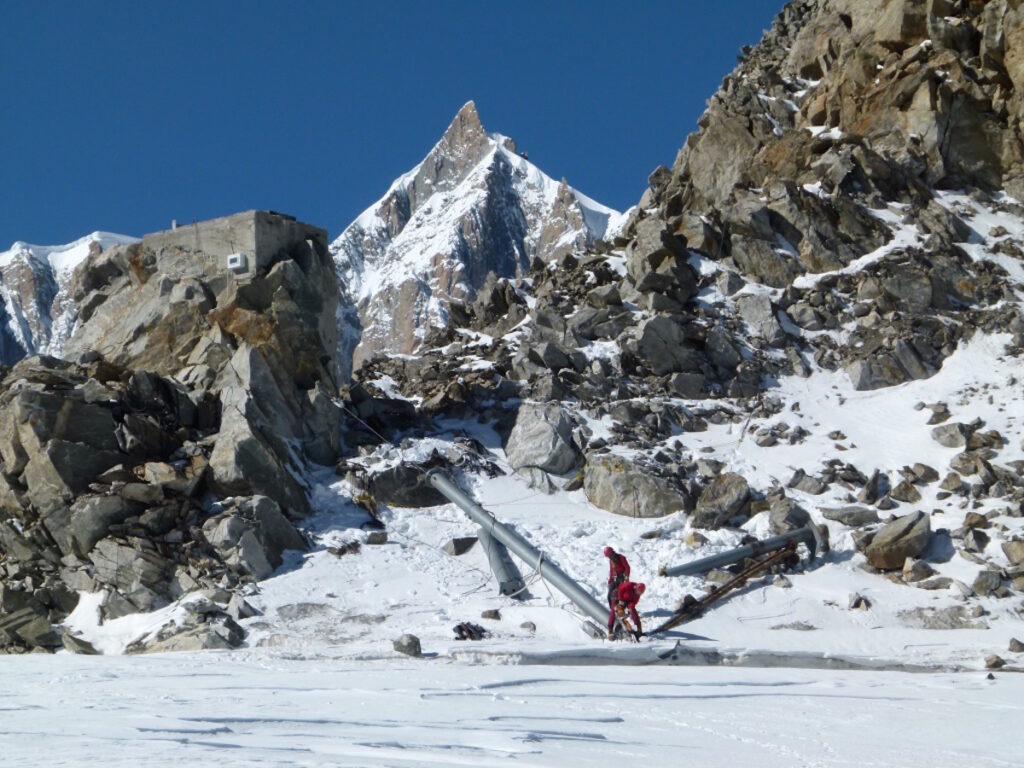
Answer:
[332,102,626,378]
[408,101,493,209]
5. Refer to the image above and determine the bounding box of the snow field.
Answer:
[2,651,1021,768]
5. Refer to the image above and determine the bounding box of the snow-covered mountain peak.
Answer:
[331,102,622,378]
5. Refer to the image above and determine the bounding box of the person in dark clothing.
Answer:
[609,581,645,640]
[603,546,630,611]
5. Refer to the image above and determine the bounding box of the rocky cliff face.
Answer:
[331,101,624,378]
[0,214,344,653]
[642,0,1024,388]
[63,216,343,514]
[0,233,137,365]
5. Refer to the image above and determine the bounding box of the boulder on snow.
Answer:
[972,570,1002,596]
[846,356,909,390]
[889,479,922,503]
[822,506,879,527]
[505,403,581,477]
[787,469,827,495]
[902,558,936,582]
[61,632,100,655]
[931,422,974,448]
[365,530,388,545]
[442,536,478,556]
[769,496,811,534]
[1003,540,1024,565]
[368,462,448,507]
[583,453,690,518]
[864,511,931,570]
[393,633,422,657]
[692,473,750,529]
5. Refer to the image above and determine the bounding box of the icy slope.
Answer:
[331,101,625,377]
[0,231,137,363]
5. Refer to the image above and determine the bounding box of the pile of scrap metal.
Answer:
[649,525,829,636]
[453,622,488,640]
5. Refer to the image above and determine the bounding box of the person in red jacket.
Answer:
[603,546,630,611]
[609,581,645,640]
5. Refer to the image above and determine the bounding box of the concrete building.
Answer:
[143,210,328,279]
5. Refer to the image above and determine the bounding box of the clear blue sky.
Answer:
[1,0,783,247]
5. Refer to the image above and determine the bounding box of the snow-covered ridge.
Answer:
[0,231,137,363]
[0,231,137,275]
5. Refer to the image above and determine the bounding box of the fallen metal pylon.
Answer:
[648,543,799,636]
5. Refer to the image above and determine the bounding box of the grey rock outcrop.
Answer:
[1003,539,1024,565]
[0,212,336,652]
[368,462,449,508]
[635,316,702,375]
[932,423,974,448]
[127,599,246,654]
[898,605,987,630]
[202,496,306,580]
[0,352,271,650]
[972,570,1002,597]
[769,496,812,534]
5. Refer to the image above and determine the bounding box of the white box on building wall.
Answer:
[226,253,248,272]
